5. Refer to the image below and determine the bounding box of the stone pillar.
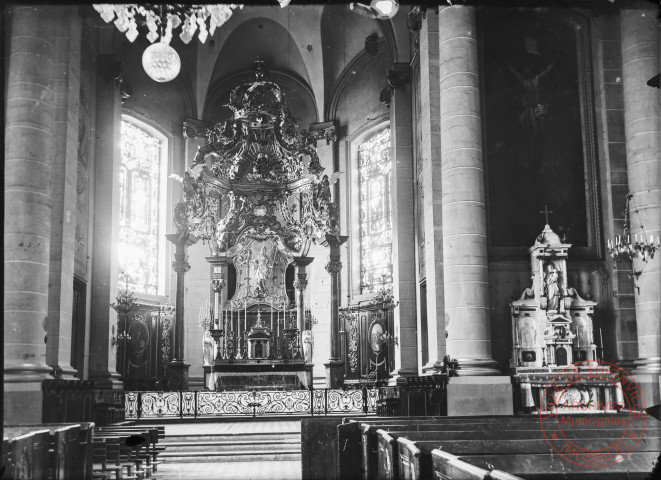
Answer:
[4,5,58,423]
[47,6,82,379]
[620,3,661,384]
[293,256,314,358]
[88,55,123,389]
[167,233,196,390]
[324,234,348,388]
[438,6,499,376]
[418,11,447,372]
[389,64,419,383]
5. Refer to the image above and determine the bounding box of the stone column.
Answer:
[418,11,447,372]
[47,7,82,379]
[88,55,123,389]
[439,6,499,376]
[388,63,419,383]
[293,257,314,357]
[4,5,58,423]
[620,4,661,379]
[324,234,348,388]
[166,233,196,390]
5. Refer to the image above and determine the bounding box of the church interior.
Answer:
[3,0,661,478]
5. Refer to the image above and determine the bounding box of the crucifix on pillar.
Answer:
[166,232,198,390]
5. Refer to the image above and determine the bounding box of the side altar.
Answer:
[510,224,623,413]
[175,60,339,391]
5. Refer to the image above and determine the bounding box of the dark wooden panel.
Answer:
[337,422,362,480]
[301,417,343,480]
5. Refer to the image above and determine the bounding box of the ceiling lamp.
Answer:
[93,4,240,82]
[349,0,399,19]
[141,41,181,83]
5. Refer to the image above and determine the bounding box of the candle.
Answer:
[244,299,247,331]
[599,328,603,352]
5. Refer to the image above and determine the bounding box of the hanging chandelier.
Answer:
[93,4,241,82]
[173,59,338,256]
[607,193,659,280]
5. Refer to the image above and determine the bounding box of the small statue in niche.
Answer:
[544,263,560,311]
[202,330,214,365]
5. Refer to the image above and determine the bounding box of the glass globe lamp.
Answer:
[142,41,181,83]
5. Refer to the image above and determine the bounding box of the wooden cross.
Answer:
[540,205,554,225]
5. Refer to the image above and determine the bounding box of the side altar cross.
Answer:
[540,204,554,225]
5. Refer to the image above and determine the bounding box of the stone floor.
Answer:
[150,420,302,480]
[161,419,301,435]
[154,461,301,479]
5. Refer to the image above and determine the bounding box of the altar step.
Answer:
[159,431,302,463]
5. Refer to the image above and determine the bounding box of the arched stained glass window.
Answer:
[359,128,392,294]
[118,119,165,295]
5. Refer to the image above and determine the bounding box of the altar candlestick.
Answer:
[244,299,247,331]
[270,298,274,333]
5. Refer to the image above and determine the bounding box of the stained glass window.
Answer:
[359,128,392,294]
[118,120,163,295]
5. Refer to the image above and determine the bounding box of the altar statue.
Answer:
[202,330,214,366]
[302,329,314,363]
[252,245,271,294]
[544,263,560,311]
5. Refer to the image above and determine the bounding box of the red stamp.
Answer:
[538,360,647,468]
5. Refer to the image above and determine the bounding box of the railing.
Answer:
[125,387,380,419]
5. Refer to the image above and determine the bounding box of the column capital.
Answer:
[322,234,348,249]
[172,259,191,275]
[166,232,198,248]
[292,256,315,268]
[325,261,343,275]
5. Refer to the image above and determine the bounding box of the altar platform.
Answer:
[203,360,313,390]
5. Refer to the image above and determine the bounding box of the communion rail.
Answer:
[125,388,381,419]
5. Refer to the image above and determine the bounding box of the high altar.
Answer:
[510,224,622,413]
[175,60,339,390]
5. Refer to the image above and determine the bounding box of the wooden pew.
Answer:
[2,428,51,480]
[94,434,149,479]
[431,449,521,480]
[455,452,659,479]
[340,414,655,480]
[343,417,565,480]
[339,416,542,479]
[93,438,125,479]
[97,426,165,471]
[400,435,661,480]
[96,427,162,475]
[4,422,97,480]
[96,427,157,478]
[51,424,81,480]
[373,421,658,480]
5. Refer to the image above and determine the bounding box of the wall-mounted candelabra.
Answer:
[111,272,137,347]
[607,193,659,292]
